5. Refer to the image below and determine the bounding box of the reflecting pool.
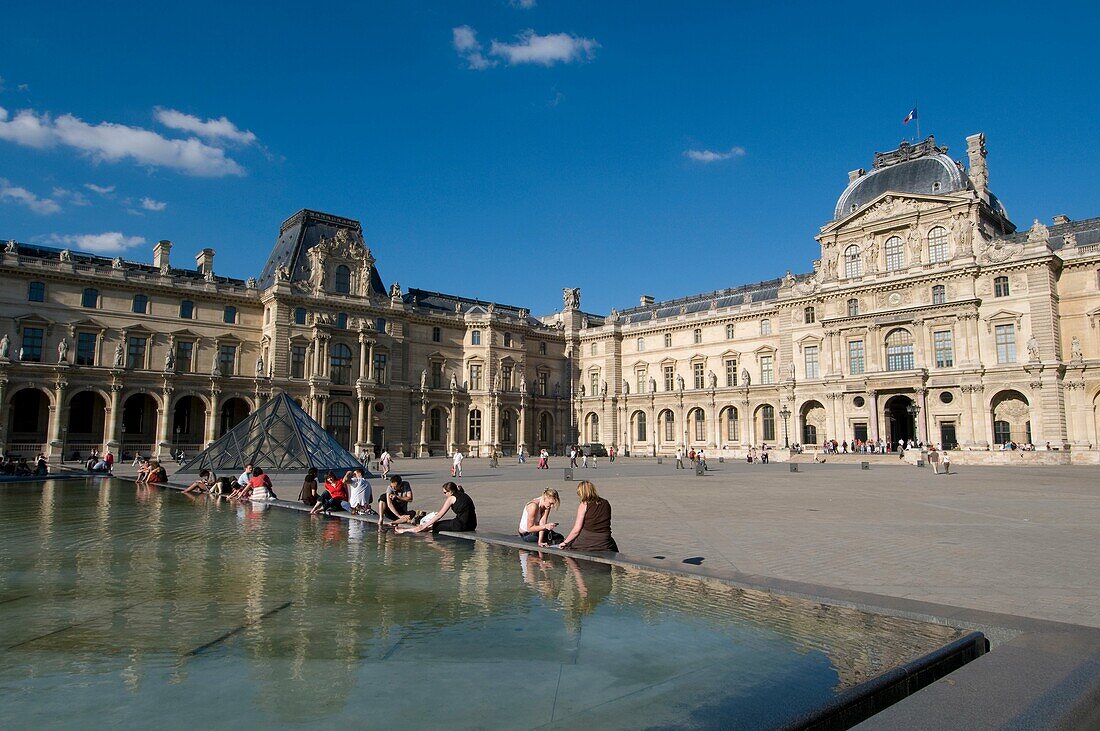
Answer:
[0,480,964,729]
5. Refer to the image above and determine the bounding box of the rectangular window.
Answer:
[469,363,482,391]
[636,371,646,395]
[127,336,147,369]
[538,341,546,355]
[804,345,820,379]
[502,366,513,391]
[848,340,865,375]
[663,364,675,391]
[218,344,236,376]
[176,341,194,373]
[760,355,773,384]
[28,281,45,302]
[664,414,674,441]
[290,345,306,378]
[373,353,387,384]
[693,362,705,389]
[432,326,441,343]
[590,371,599,395]
[431,362,443,389]
[21,327,44,362]
[590,342,598,356]
[934,330,954,368]
[725,359,738,387]
[537,372,547,396]
[76,332,96,366]
[995,324,1016,363]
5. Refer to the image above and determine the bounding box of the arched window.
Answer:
[885,328,915,371]
[587,413,600,442]
[81,288,99,308]
[223,306,237,324]
[664,333,672,348]
[333,265,351,294]
[468,409,482,440]
[471,330,481,345]
[635,411,647,442]
[329,343,353,385]
[932,284,946,304]
[885,236,905,271]
[28,281,45,302]
[294,307,307,325]
[432,326,441,342]
[847,298,859,317]
[336,312,348,329]
[725,407,739,442]
[726,324,735,339]
[325,402,353,449]
[927,226,950,263]
[760,319,771,336]
[693,409,705,441]
[804,306,815,324]
[760,405,776,441]
[693,328,702,344]
[637,337,645,352]
[994,276,1010,297]
[844,245,863,278]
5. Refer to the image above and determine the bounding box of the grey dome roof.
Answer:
[835,153,969,219]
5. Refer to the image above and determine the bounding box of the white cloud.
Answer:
[52,187,91,206]
[47,231,146,253]
[0,105,245,177]
[489,30,599,66]
[0,178,62,214]
[684,146,746,163]
[452,25,496,70]
[154,107,257,145]
[140,196,167,211]
[84,183,115,195]
[509,0,537,8]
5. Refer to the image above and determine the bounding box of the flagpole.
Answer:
[915,103,921,140]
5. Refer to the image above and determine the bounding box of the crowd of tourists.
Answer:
[820,438,928,455]
[0,454,46,476]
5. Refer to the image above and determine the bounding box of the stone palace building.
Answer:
[2,133,1099,462]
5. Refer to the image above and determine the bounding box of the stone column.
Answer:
[105,383,123,451]
[156,388,173,458]
[869,390,880,442]
[204,392,219,445]
[318,395,328,429]
[0,378,7,454]
[448,396,458,455]
[916,388,929,444]
[365,398,376,452]
[518,400,527,453]
[367,342,376,381]
[418,398,428,457]
[710,400,719,449]
[47,380,67,462]
[358,334,369,381]
[311,335,321,377]
[354,396,367,456]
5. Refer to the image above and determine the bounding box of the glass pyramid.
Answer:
[177,391,364,475]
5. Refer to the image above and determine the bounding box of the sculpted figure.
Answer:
[59,249,72,262]
[0,333,9,359]
[649,377,657,394]
[676,374,685,392]
[562,288,580,310]
[622,379,630,395]
[907,227,921,263]
[114,343,125,368]
[165,349,175,371]
[421,369,428,389]
[390,282,402,298]
[276,264,292,282]
[708,370,718,389]
[600,380,607,396]
[256,355,265,377]
[212,354,222,377]
[579,384,585,397]
[58,338,69,364]
[1071,336,1083,361]
[741,368,751,386]
[450,371,458,390]
[4,240,15,253]
[519,374,527,393]
[1027,336,1041,361]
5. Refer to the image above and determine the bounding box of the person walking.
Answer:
[928,444,941,474]
[675,447,684,469]
[608,446,615,463]
[379,449,392,478]
[941,449,951,475]
[569,447,578,469]
[452,450,463,478]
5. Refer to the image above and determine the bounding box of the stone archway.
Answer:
[991,390,1031,447]
[7,387,51,455]
[883,394,916,445]
[585,412,600,443]
[65,390,107,458]
[121,393,159,458]
[172,395,208,452]
[218,397,251,437]
[800,400,826,447]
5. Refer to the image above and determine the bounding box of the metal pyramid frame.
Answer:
[177,391,364,475]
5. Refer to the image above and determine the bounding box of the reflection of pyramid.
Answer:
[177,391,363,475]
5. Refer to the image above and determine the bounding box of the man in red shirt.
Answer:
[310,471,350,515]
[104,450,115,474]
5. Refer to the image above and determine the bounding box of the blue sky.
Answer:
[2,1,1098,314]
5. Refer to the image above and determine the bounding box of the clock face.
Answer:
[888,292,902,306]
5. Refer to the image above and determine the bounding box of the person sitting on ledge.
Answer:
[14,458,32,476]
[298,468,319,507]
[246,466,277,501]
[135,459,151,483]
[310,471,350,515]
[145,460,167,485]
[395,482,476,534]
[347,467,374,516]
[519,487,563,547]
[182,469,217,495]
[229,464,254,500]
[555,480,618,552]
[378,475,414,525]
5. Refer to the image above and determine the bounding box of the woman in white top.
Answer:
[346,468,374,515]
[519,488,562,546]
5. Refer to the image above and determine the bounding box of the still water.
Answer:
[0,480,962,729]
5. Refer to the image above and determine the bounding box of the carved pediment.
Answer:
[824,192,958,234]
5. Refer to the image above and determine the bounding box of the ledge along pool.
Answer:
[0,479,980,729]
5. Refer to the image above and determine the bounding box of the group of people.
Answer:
[674,447,710,469]
[135,459,168,484]
[83,449,115,474]
[517,482,617,551]
[568,446,600,469]
[0,454,45,476]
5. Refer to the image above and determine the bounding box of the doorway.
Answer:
[939,422,958,449]
[372,426,385,457]
[884,394,916,445]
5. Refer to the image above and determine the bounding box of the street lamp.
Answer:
[906,402,921,444]
[779,404,791,448]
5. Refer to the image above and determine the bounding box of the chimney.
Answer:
[153,240,172,270]
[966,133,989,202]
[640,294,654,307]
[1052,214,1071,225]
[195,248,215,275]
[848,168,866,183]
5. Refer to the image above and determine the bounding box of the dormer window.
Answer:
[932,181,942,192]
[471,330,481,345]
[334,265,351,294]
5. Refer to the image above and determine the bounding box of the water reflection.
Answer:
[0,480,966,729]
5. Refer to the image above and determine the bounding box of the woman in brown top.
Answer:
[558,481,618,552]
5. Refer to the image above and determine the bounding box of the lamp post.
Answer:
[779,404,791,448]
[906,402,921,444]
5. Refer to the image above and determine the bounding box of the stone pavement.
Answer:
[122,455,1100,629]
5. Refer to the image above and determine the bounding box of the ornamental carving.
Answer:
[978,238,1023,264]
[1026,218,1050,244]
[792,274,819,296]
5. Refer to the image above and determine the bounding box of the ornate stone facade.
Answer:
[2,135,1100,462]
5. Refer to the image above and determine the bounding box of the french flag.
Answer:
[903,107,918,125]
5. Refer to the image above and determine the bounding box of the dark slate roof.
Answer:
[836,155,969,220]
[616,277,789,323]
[257,209,387,294]
[405,287,560,327]
[4,242,246,285]
[1001,216,1100,250]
